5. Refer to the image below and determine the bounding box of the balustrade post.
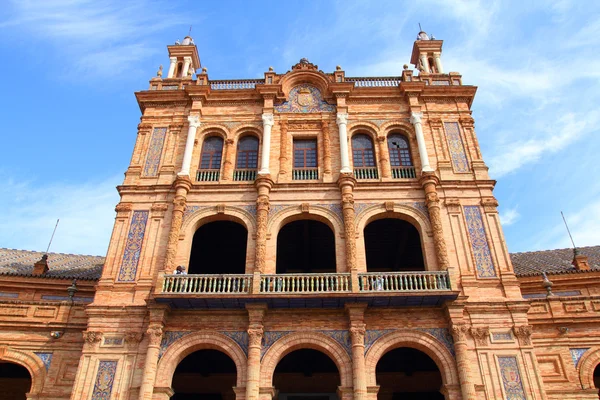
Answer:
[419,172,449,270]
[222,139,235,180]
[376,136,391,178]
[338,174,358,291]
[254,176,273,278]
[163,177,192,273]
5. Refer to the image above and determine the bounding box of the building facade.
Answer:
[1,32,600,400]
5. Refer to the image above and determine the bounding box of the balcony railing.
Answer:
[196,169,220,182]
[292,168,319,181]
[162,274,252,294]
[346,77,401,87]
[354,167,379,180]
[233,169,257,181]
[260,273,351,294]
[391,166,417,179]
[209,79,263,90]
[358,271,451,292]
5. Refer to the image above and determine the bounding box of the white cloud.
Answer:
[0,175,121,256]
[500,207,520,226]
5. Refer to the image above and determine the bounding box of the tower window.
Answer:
[352,134,376,167]
[236,136,259,169]
[199,136,224,169]
[388,134,413,166]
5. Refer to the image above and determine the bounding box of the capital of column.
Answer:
[337,173,356,190]
[336,112,349,125]
[409,111,423,125]
[169,57,177,64]
[187,114,201,128]
[262,113,274,127]
[174,175,193,192]
[418,171,440,187]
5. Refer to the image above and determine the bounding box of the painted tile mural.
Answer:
[570,348,589,368]
[261,331,291,359]
[319,330,352,355]
[464,206,496,278]
[117,211,149,281]
[221,331,249,356]
[34,352,53,371]
[498,356,527,400]
[142,127,167,177]
[444,122,469,172]
[275,84,336,113]
[159,331,192,360]
[91,360,118,400]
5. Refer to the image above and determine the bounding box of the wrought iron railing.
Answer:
[209,79,264,90]
[292,168,319,181]
[346,77,402,87]
[196,169,220,182]
[354,167,379,180]
[260,273,351,294]
[162,274,252,294]
[391,166,417,179]
[233,169,257,181]
[358,271,451,292]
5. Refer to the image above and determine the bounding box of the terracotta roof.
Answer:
[0,248,104,280]
[510,246,600,277]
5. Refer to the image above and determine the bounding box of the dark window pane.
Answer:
[293,139,318,168]
[388,134,412,166]
[199,136,224,170]
[352,134,375,167]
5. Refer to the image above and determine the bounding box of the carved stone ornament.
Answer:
[115,202,133,214]
[513,325,532,345]
[173,197,186,210]
[187,114,201,128]
[301,203,310,213]
[445,198,461,214]
[146,326,164,346]
[450,324,470,343]
[349,324,366,346]
[384,201,395,212]
[124,332,143,344]
[470,327,490,346]
[262,113,275,127]
[292,58,319,71]
[248,328,264,347]
[216,204,226,214]
[83,331,103,344]
[481,197,499,213]
[336,113,349,125]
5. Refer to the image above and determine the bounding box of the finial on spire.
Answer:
[189,25,193,36]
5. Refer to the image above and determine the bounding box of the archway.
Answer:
[171,349,237,400]
[276,220,336,273]
[376,348,443,400]
[594,364,600,395]
[273,349,340,400]
[189,221,248,274]
[363,219,424,272]
[0,362,32,400]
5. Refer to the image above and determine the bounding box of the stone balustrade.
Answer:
[162,274,252,294]
[209,79,263,90]
[391,166,417,179]
[358,271,451,292]
[260,273,351,294]
[346,77,401,87]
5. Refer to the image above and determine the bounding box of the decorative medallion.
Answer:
[275,84,336,113]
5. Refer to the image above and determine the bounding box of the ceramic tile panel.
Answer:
[498,356,527,400]
[117,211,148,282]
[91,360,118,400]
[444,122,469,172]
[143,127,167,177]
[464,206,496,278]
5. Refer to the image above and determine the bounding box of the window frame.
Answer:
[235,135,259,169]
[351,133,376,168]
[199,135,224,170]
[387,133,413,167]
[293,138,318,169]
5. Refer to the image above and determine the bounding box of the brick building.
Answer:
[1,31,600,400]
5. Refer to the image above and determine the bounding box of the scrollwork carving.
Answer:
[146,326,164,346]
[248,328,264,347]
[349,324,366,346]
[470,327,490,346]
[83,331,103,344]
[513,325,532,345]
[450,324,470,343]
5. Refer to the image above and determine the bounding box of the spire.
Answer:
[165,31,201,79]
[410,28,444,74]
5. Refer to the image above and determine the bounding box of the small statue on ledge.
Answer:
[157,65,163,78]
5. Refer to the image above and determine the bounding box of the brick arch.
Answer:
[0,347,46,395]
[348,121,380,136]
[155,331,247,389]
[231,124,262,140]
[260,331,353,388]
[365,330,459,388]
[380,120,414,136]
[578,347,600,389]
[198,124,230,139]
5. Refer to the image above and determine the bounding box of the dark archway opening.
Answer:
[189,221,247,274]
[364,219,425,272]
[274,349,340,400]
[276,220,336,274]
[172,349,237,400]
[0,362,32,400]
[594,364,600,394]
[376,347,443,400]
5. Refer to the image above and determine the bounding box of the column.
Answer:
[278,120,288,176]
[322,121,332,175]
[420,173,449,270]
[434,53,444,74]
[138,325,164,400]
[163,177,192,273]
[222,139,235,180]
[419,54,430,73]
[178,115,201,176]
[246,305,266,400]
[167,57,177,78]
[450,324,477,400]
[336,113,352,173]
[254,176,273,278]
[259,113,274,175]
[347,304,367,400]
[410,112,434,172]
[181,56,192,78]
[338,174,358,289]
[376,136,390,178]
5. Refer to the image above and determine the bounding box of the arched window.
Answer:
[388,134,413,167]
[199,136,223,169]
[351,134,375,167]
[236,136,259,169]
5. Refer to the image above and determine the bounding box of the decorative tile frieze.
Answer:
[417,328,455,357]
[261,331,292,359]
[268,204,295,219]
[498,356,527,400]
[240,204,257,218]
[34,352,53,371]
[117,211,149,282]
[315,203,343,220]
[444,122,469,173]
[319,330,352,356]
[158,331,192,360]
[221,331,249,357]
[91,360,118,400]
[491,331,514,343]
[183,205,210,221]
[570,348,589,368]
[364,329,394,354]
[464,206,496,278]
[102,337,124,347]
[142,127,167,177]
[275,84,336,113]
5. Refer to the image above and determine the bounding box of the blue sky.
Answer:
[0,0,598,256]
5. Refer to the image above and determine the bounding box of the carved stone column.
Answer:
[410,112,434,172]
[336,113,352,173]
[223,138,235,180]
[254,176,274,279]
[322,121,332,175]
[163,176,192,273]
[347,304,367,400]
[259,113,274,174]
[376,136,391,178]
[246,305,266,400]
[419,173,449,270]
[450,324,477,400]
[167,57,177,78]
[138,325,164,400]
[279,120,288,176]
[338,174,358,289]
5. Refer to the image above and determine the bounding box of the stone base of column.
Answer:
[258,387,277,400]
[151,387,174,400]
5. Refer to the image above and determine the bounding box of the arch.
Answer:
[348,121,380,137]
[380,120,415,135]
[364,218,425,272]
[198,125,230,139]
[155,331,247,389]
[231,124,263,140]
[181,205,256,235]
[355,204,432,236]
[235,135,260,170]
[276,219,336,274]
[351,133,377,168]
[387,133,414,167]
[0,347,46,395]
[267,205,344,238]
[365,330,459,388]
[578,347,600,389]
[189,220,248,274]
[279,71,332,99]
[260,331,353,388]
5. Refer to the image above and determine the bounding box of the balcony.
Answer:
[292,168,319,181]
[233,169,257,182]
[391,166,417,179]
[354,167,379,180]
[196,169,220,182]
[156,271,457,309]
